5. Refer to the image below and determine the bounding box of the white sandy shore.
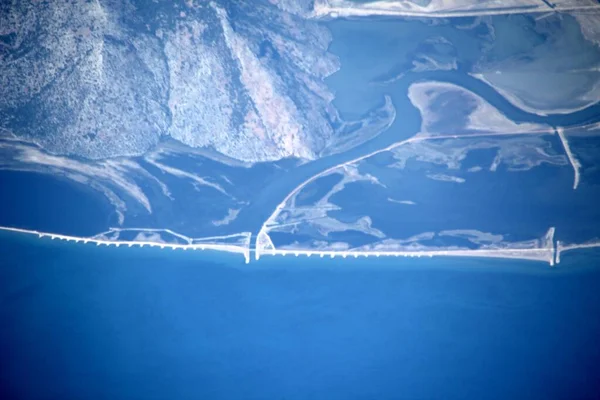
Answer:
[0,226,252,264]
[556,240,600,264]
[4,225,600,267]
[556,128,582,190]
[254,228,557,266]
[256,247,556,265]
[311,0,600,19]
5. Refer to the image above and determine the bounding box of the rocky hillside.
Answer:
[0,0,339,162]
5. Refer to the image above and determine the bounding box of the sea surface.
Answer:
[2,231,600,400]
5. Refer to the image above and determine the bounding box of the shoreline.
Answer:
[311,2,600,19]
[2,224,600,267]
[0,226,252,264]
[0,224,577,267]
[255,247,555,266]
[556,240,600,264]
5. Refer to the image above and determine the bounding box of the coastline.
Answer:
[0,226,252,265]
[4,224,596,267]
[2,225,599,275]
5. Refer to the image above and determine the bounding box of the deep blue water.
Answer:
[2,231,600,400]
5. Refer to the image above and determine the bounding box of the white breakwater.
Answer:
[311,0,600,19]
[0,226,251,264]
[556,240,600,264]
[4,225,600,267]
[254,229,557,266]
[255,247,556,265]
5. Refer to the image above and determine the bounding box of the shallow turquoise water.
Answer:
[1,231,600,399]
